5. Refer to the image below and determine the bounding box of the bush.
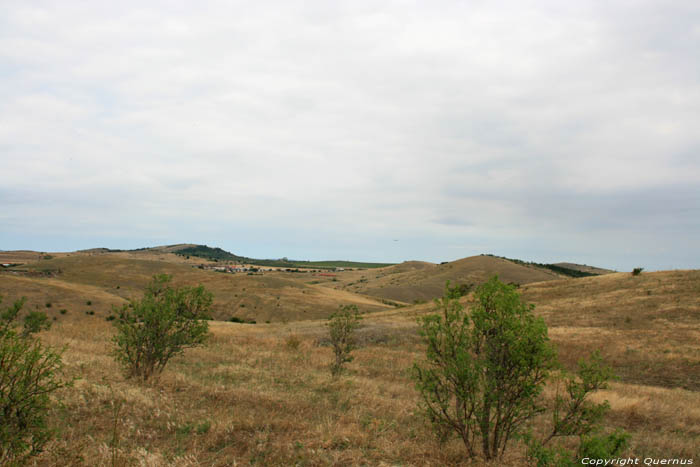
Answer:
[111,274,213,381]
[1,296,69,464]
[285,333,301,351]
[632,267,643,276]
[413,277,621,461]
[327,305,361,377]
[22,311,52,337]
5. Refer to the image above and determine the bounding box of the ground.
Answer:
[0,250,698,465]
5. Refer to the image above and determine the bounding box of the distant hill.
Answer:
[333,255,563,303]
[146,244,394,269]
[487,255,611,278]
[0,254,393,323]
[552,262,615,275]
[172,245,247,262]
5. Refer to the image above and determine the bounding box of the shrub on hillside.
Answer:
[1,296,69,464]
[111,274,213,381]
[22,311,52,337]
[632,267,643,276]
[413,277,626,462]
[327,304,362,377]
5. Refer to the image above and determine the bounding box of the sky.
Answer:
[1,1,699,271]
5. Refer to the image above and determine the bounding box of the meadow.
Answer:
[0,251,698,465]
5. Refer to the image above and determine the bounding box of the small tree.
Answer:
[413,277,621,461]
[111,275,213,381]
[327,304,361,377]
[1,296,69,464]
[631,267,643,276]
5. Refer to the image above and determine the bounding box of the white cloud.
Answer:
[1,0,698,270]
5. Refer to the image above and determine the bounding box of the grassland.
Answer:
[0,254,393,324]
[1,250,698,465]
[326,255,563,304]
[98,244,396,270]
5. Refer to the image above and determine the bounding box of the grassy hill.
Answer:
[125,244,395,269]
[6,268,696,465]
[326,255,563,303]
[552,262,616,275]
[0,254,393,323]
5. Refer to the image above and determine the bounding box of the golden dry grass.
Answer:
[1,254,697,465]
[329,255,562,303]
[1,254,393,323]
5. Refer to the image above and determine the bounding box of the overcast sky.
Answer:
[1,1,699,271]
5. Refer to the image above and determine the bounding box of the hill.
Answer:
[552,262,615,275]
[11,268,698,465]
[326,255,563,303]
[0,254,393,323]
[121,244,395,269]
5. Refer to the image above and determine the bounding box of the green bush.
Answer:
[1,296,69,464]
[327,304,362,377]
[632,268,643,276]
[413,277,622,461]
[22,311,52,337]
[111,275,213,381]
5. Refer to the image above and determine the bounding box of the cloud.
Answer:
[1,0,698,270]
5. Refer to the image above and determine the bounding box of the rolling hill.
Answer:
[0,254,393,323]
[1,246,698,464]
[329,254,564,303]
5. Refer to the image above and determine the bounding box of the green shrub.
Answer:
[413,277,622,461]
[229,316,255,324]
[327,305,361,376]
[59,309,67,315]
[111,274,213,381]
[22,311,52,336]
[195,420,211,435]
[0,296,69,464]
[577,430,630,460]
[632,268,643,276]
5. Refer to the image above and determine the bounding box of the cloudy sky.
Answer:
[1,1,698,271]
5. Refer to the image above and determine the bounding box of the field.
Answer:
[0,250,698,465]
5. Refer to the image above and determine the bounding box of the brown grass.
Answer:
[331,255,562,303]
[2,254,697,465]
[1,254,393,323]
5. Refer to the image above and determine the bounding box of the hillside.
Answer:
[519,269,700,390]
[8,268,697,465]
[0,254,393,323]
[326,255,563,303]
[122,244,395,269]
[552,262,615,275]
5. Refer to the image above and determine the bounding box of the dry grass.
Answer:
[330,255,562,303]
[1,254,393,323]
[2,256,697,465]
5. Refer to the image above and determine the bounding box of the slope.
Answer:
[1,254,393,323]
[329,255,562,303]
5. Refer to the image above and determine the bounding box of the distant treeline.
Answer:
[485,254,599,278]
[176,245,246,262]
